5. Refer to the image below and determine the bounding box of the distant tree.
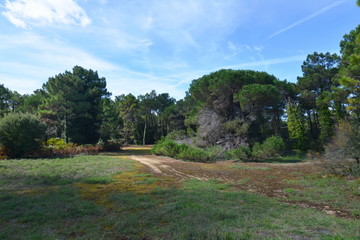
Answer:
[286,101,307,150]
[0,84,11,117]
[41,66,110,144]
[297,52,340,94]
[234,84,281,142]
[17,90,45,114]
[297,52,340,148]
[116,94,141,144]
[99,98,121,141]
[189,69,277,117]
[338,25,360,118]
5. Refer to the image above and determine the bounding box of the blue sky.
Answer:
[0,0,359,100]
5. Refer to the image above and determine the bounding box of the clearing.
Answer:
[0,146,359,240]
[126,146,359,219]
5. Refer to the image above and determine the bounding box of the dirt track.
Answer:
[123,147,355,218]
[128,154,317,196]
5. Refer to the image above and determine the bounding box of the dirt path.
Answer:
[122,147,355,219]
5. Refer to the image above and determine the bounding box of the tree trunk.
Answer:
[142,120,147,145]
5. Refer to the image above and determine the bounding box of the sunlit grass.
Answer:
[282,175,360,217]
[0,155,135,190]
[0,153,359,239]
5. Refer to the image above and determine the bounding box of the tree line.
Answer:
[0,24,359,164]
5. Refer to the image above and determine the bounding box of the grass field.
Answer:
[0,152,359,239]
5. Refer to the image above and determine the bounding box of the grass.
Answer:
[83,177,116,184]
[254,155,306,163]
[96,179,360,239]
[0,152,359,239]
[282,175,360,217]
[0,155,135,190]
[229,164,270,170]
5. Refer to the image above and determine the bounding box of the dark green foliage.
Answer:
[297,52,340,94]
[296,52,340,150]
[116,93,141,144]
[189,69,277,116]
[152,139,214,162]
[318,105,334,145]
[340,24,360,65]
[0,84,12,117]
[286,102,308,150]
[252,136,285,160]
[99,98,122,141]
[165,130,187,140]
[235,84,280,113]
[338,25,360,118]
[0,113,46,157]
[100,140,122,151]
[41,66,110,144]
[226,146,252,161]
[186,69,293,148]
[115,91,176,145]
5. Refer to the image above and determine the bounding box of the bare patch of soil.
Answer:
[125,148,356,219]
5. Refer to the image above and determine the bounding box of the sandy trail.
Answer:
[126,151,356,219]
[129,155,209,181]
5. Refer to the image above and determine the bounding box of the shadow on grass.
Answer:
[0,186,105,240]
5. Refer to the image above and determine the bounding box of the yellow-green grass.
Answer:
[283,175,360,218]
[0,154,359,239]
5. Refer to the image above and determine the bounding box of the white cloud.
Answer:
[174,54,307,86]
[268,0,347,39]
[2,0,91,28]
[226,55,306,69]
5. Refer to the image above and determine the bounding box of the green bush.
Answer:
[151,139,182,156]
[226,146,251,161]
[0,113,46,157]
[152,139,214,162]
[205,146,226,160]
[176,145,211,162]
[44,138,75,150]
[252,136,284,160]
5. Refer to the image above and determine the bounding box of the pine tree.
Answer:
[286,101,307,150]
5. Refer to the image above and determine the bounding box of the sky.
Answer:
[0,0,359,100]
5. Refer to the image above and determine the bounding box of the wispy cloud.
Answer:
[268,0,347,39]
[226,54,306,69]
[2,0,91,28]
[174,54,306,86]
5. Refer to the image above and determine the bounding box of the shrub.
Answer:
[98,139,122,151]
[260,136,285,157]
[226,146,251,161]
[152,139,214,162]
[44,138,75,150]
[205,146,226,160]
[252,136,284,160]
[324,121,360,176]
[0,113,46,157]
[176,147,211,162]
